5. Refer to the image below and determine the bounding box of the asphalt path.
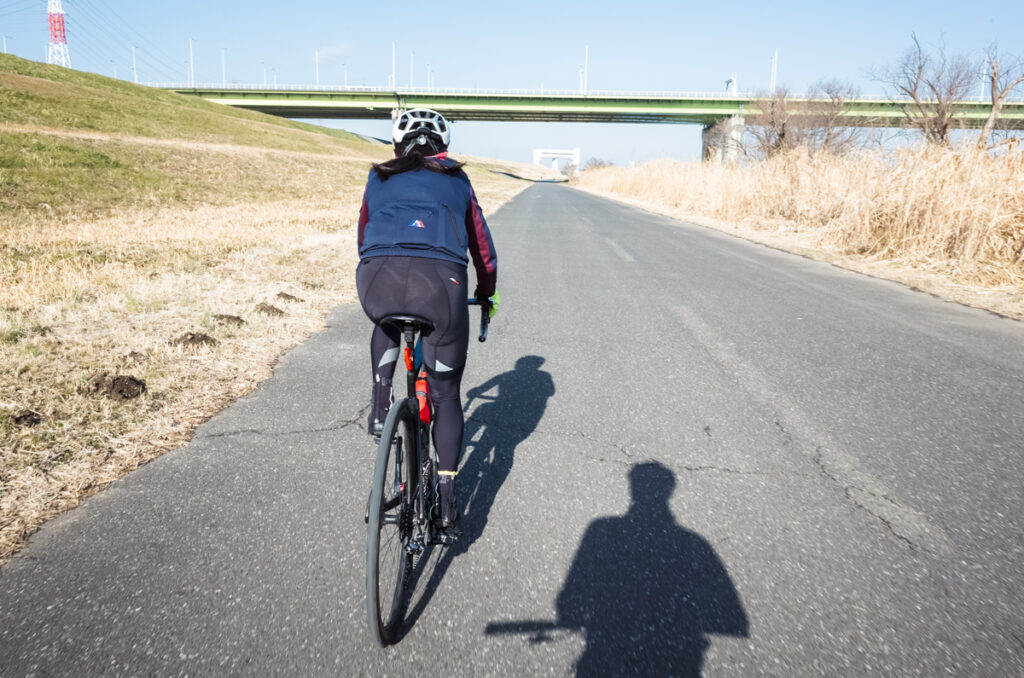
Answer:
[2,183,1023,676]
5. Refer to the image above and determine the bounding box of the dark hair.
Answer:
[372,132,465,180]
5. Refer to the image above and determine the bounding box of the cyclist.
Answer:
[356,108,498,537]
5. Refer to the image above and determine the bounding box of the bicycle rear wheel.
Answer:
[366,401,416,646]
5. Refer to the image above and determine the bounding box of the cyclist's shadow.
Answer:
[554,462,749,676]
[400,355,555,637]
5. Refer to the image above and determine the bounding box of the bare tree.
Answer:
[744,81,863,158]
[806,79,865,155]
[878,34,979,146]
[583,157,614,170]
[977,48,1024,148]
[744,87,814,157]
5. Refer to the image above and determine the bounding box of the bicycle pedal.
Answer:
[434,526,461,546]
[407,535,425,555]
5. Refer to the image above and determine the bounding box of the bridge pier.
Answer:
[702,115,744,163]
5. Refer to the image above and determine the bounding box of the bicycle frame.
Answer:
[385,299,489,552]
[392,324,434,553]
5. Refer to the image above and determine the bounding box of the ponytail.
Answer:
[372,150,465,180]
[372,131,465,180]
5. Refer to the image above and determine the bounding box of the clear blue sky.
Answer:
[2,0,1021,163]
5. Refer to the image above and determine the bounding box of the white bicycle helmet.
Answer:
[392,108,451,147]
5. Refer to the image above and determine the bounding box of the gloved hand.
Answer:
[485,290,500,319]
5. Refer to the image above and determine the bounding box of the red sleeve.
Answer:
[465,185,497,297]
[357,191,369,248]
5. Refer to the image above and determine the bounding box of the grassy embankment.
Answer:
[574,148,1024,319]
[0,54,548,563]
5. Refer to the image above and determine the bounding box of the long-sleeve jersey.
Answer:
[357,160,497,297]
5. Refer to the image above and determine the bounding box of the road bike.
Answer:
[365,299,489,646]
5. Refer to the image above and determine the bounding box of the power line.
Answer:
[63,2,180,82]
[0,2,39,19]
[73,0,180,75]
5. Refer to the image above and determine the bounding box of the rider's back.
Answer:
[359,163,474,265]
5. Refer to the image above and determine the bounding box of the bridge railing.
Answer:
[141,82,875,100]
[146,83,1024,104]
[147,82,759,97]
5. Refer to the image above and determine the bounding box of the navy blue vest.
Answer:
[359,166,474,265]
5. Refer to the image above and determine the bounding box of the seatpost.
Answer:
[403,323,417,397]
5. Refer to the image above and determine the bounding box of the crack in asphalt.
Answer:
[537,425,804,478]
[669,301,957,556]
[810,446,953,555]
[774,420,795,445]
[197,405,370,441]
[472,407,950,553]
[466,412,815,479]
[811,446,904,540]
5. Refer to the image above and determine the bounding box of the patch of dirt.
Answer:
[81,371,147,400]
[13,411,41,427]
[110,375,147,400]
[171,332,218,348]
[255,302,285,316]
[213,314,245,326]
[276,292,305,303]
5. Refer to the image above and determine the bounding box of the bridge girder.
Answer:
[171,88,1024,130]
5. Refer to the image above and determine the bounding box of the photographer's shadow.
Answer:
[555,462,749,676]
[401,355,555,634]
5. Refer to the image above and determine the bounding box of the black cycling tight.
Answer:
[357,256,469,474]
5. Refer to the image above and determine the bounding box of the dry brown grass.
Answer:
[573,145,1024,318]
[0,128,538,564]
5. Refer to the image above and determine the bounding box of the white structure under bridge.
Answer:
[533,148,581,174]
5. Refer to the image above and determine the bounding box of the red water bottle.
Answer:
[415,368,431,424]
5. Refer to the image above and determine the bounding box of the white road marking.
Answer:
[604,238,635,263]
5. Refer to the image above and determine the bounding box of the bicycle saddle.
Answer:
[379,314,435,332]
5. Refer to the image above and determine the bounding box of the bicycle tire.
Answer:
[366,401,415,646]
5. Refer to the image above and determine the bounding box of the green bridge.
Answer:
[169,86,1024,129]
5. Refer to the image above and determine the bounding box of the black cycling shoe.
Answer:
[435,473,459,544]
[367,381,392,438]
[437,521,462,546]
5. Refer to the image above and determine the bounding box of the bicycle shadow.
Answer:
[488,462,749,676]
[398,355,555,640]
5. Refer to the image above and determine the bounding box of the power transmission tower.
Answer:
[47,0,71,68]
